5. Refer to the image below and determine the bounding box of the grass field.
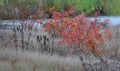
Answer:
[0,24,120,71]
[73,0,120,16]
[108,0,120,15]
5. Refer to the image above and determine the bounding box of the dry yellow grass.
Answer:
[0,24,120,71]
[0,48,83,71]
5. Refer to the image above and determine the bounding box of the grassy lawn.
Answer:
[74,0,97,10]
[73,0,120,16]
[109,0,120,16]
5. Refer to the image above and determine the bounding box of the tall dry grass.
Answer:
[0,48,83,71]
[100,25,120,58]
[0,24,120,71]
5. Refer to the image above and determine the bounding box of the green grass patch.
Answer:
[107,0,120,16]
[0,0,3,4]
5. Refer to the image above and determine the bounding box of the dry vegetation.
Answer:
[0,24,120,71]
[0,48,83,71]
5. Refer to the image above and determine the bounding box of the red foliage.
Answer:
[44,9,112,56]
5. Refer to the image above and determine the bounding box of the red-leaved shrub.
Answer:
[44,9,112,56]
